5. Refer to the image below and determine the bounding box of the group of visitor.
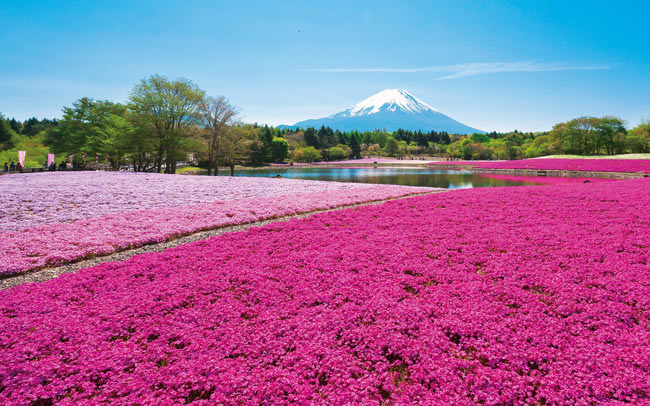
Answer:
[2,160,69,174]
[3,162,21,173]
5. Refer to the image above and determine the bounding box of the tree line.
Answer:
[440,117,649,160]
[2,76,650,170]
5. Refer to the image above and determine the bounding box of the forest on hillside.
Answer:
[2,75,650,170]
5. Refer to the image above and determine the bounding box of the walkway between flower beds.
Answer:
[0,192,443,290]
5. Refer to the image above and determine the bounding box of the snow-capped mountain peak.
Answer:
[281,88,484,134]
[336,89,438,117]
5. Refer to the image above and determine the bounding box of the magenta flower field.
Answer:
[430,158,650,173]
[2,178,649,405]
[0,172,433,275]
[478,173,614,185]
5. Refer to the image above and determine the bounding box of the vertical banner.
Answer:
[187,152,195,162]
[47,153,55,166]
[18,151,26,167]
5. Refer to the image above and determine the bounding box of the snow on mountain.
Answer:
[335,89,438,117]
[281,89,483,134]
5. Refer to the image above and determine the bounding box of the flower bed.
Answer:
[478,173,614,185]
[0,172,429,231]
[315,158,435,165]
[0,172,433,274]
[1,178,649,404]
[430,158,650,173]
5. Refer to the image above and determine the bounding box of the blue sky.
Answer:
[1,0,649,132]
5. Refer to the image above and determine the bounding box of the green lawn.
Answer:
[537,153,650,160]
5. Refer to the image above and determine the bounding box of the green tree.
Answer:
[0,114,16,150]
[45,98,131,170]
[367,144,381,157]
[628,122,650,153]
[446,141,463,159]
[125,118,157,172]
[198,96,238,175]
[304,127,320,148]
[471,133,490,143]
[318,126,335,150]
[596,117,626,155]
[222,126,246,175]
[129,74,205,173]
[463,141,492,160]
[8,118,21,134]
[349,133,361,158]
[522,135,552,158]
[327,146,347,161]
[294,146,321,162]
[270,136,289,162]
[385,138,399,157]
[554,117,600,155]
[257,126,274,162]
[246,139,267,166]
[21,117,40,136]
[625,135,646,153]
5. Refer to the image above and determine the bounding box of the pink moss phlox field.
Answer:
[315,158,432,165]
[430,158,650,173]
[269,158,399,166]
[1,172,429,231]
[1,179,431,274]
[479,173,614,185]
[2,179,649,405]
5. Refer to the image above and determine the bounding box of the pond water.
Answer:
[215,167,560,189]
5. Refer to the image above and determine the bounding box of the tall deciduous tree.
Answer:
[627,121,650,153]
[596,117,626,155]
[198,96,238,176]
[45,98,130,170]
[222,124,246,175]
[551,117,599,154]
[550,116,627,155]
[128,75,204,173]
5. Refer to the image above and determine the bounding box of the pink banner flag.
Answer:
[47,153,55,166]
[18,151,26,167]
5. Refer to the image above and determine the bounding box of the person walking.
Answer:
[3,162,8,173]
[9,161,16,171]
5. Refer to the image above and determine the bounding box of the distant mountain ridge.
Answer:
[281,89,484,134]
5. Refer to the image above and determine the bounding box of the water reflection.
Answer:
[215,167,551,189]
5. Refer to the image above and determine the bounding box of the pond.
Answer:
[214,167,568,189]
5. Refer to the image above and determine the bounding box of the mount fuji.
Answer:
[281,89,483,134]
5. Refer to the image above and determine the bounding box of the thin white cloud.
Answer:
[299,62,611,79]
